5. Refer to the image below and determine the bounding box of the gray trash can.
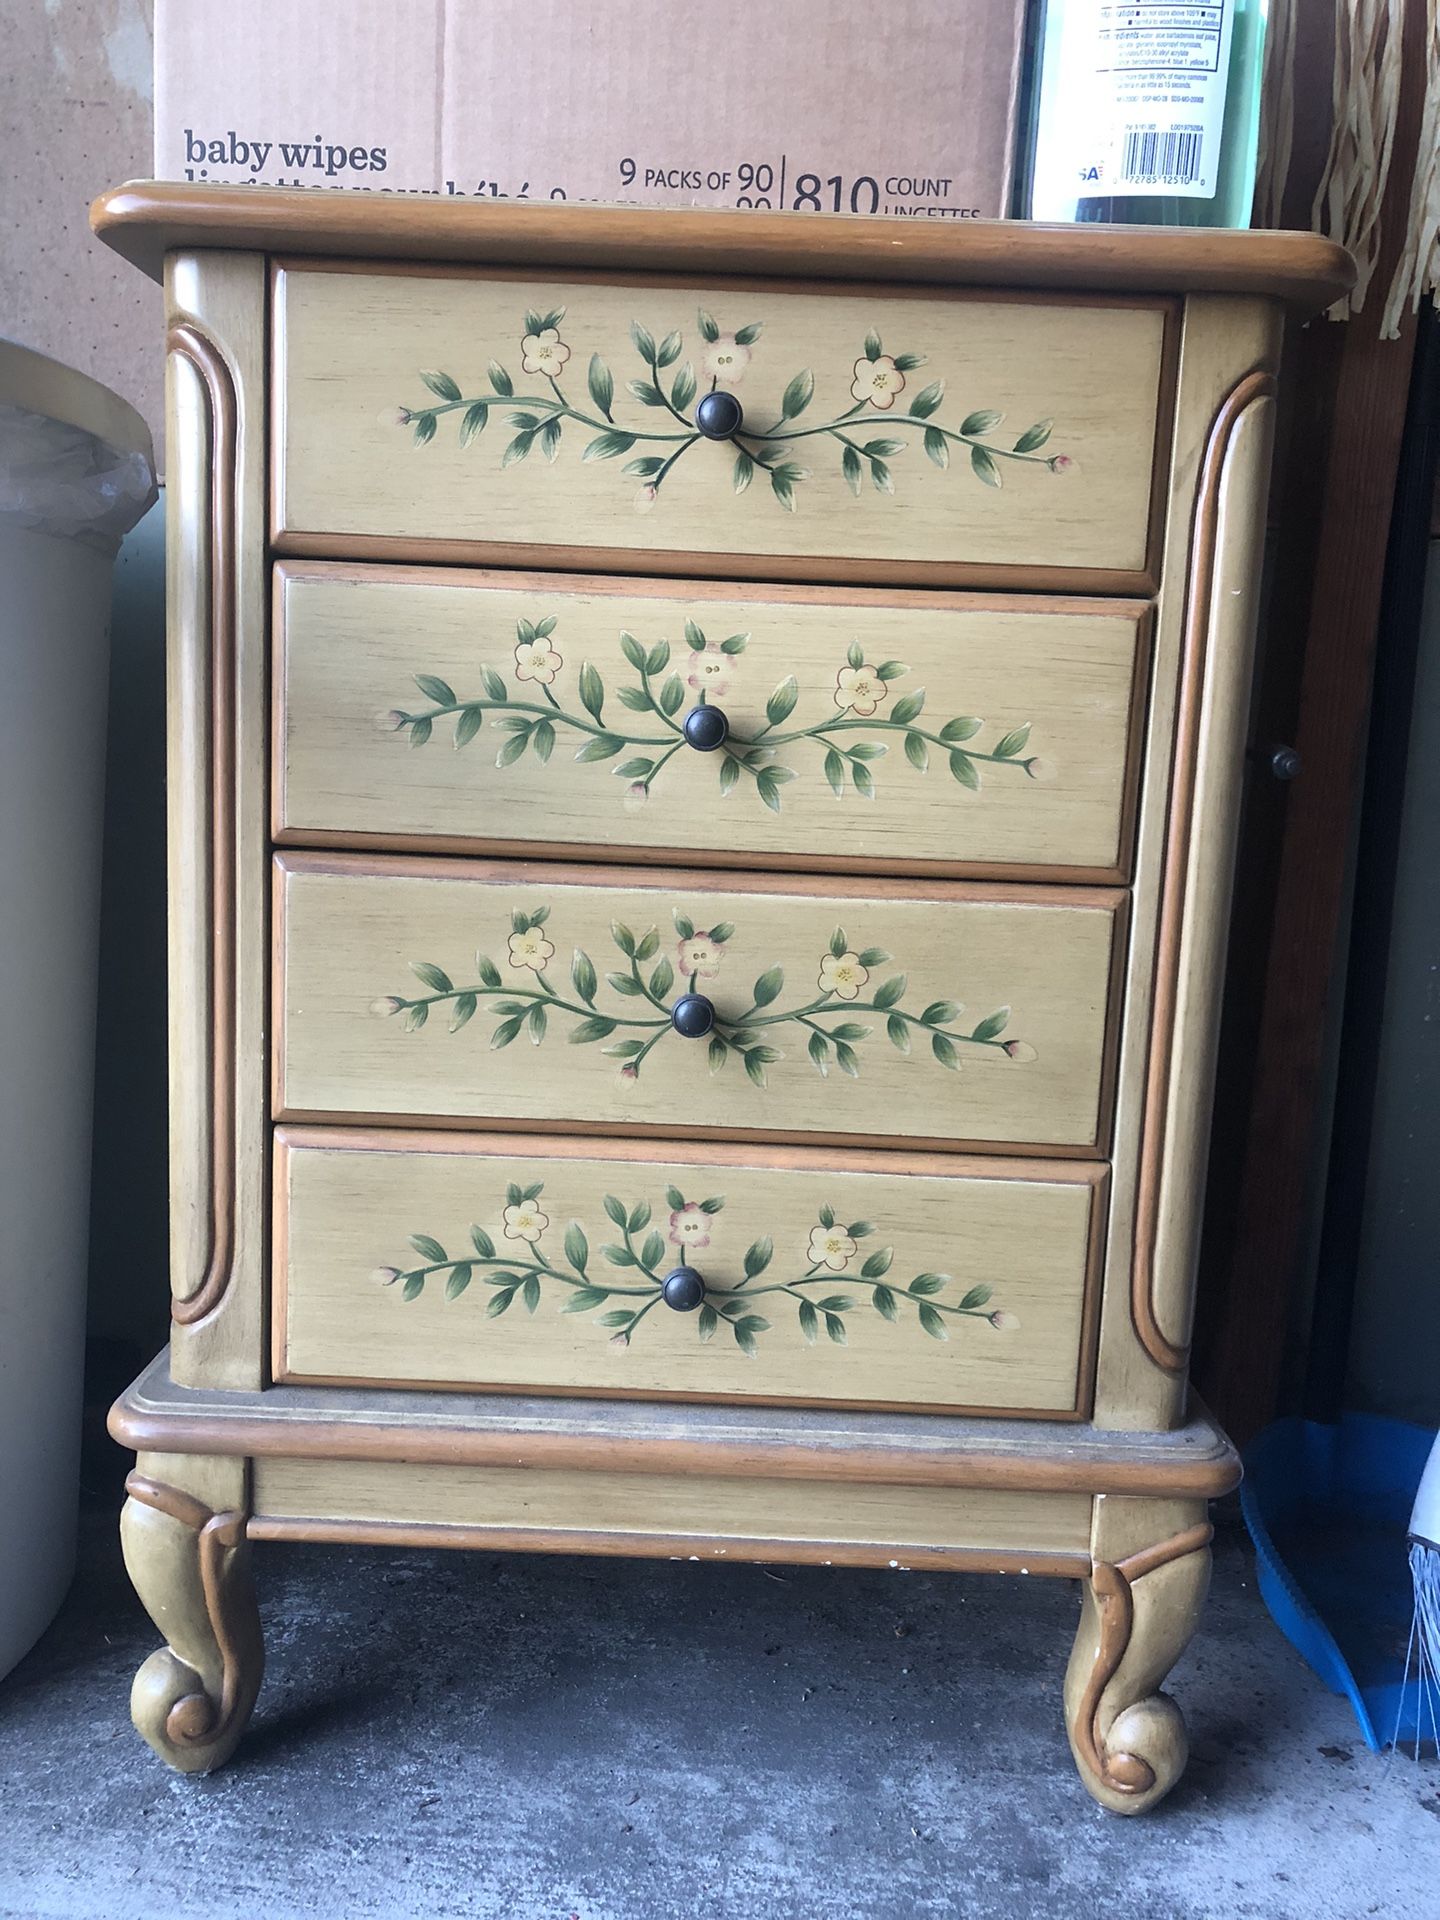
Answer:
[0,342,156,1677]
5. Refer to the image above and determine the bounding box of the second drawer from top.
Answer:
[274,564,1149,881]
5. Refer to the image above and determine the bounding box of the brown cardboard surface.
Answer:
[155,0,1024,219]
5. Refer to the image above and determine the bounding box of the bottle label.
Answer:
[1042,0,1236,202]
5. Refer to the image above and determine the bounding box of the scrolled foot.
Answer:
[120,1469,263,1774]
[1064,1501,1211,1815]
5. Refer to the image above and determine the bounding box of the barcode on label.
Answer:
[1120,126,1204,186]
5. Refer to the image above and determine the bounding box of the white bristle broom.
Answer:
[1400,1433,1440,1751]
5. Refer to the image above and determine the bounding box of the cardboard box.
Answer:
[155,0,1026,219]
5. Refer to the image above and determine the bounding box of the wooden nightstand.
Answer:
[95,184,1350,1812]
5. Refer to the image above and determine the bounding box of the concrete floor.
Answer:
[1,1501,1436,1920]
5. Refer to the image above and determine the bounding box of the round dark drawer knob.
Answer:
[662,1266,706,1312]
[683,704,730,752]
[695,390,744,440]
[671,992,716,1039]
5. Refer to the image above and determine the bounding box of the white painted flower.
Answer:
[380,405,413,427]
[624,781,650,812]
[807,1225,857,1272]
[513,635,563,684]
[508,926,554,972]
[702,337,751,385]
[676,933,725,980]
[989,1309,1020,1331]
[635,484,659,514]
[369,996,404,1018]
[669,1204,712,1250]
[818,951,868,1000]
[834,664,887,717]
[502,1201,548,1243]
[520,327,571,377]
[370,1265,401,1286]
[686,650,731,698]
[1048,454,1076,474]
[851,354,906,410]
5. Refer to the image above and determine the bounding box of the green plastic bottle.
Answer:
[1020,0,1268,228]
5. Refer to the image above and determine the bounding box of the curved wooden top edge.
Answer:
[109,1356,1242,1499]
[91,181,1354,314]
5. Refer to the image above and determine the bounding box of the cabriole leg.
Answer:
[119,1451,262,1774]
[1063,1495,1211,1815]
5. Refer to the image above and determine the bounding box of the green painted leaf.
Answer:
[630,322,657,362]
[650,956,674,999]
[490,1016,523,1049]
[808,1030,831,1075]
[770,466,799,512]
[641,1229,665,1269]
[420,369,461,402]
[708,1034,729,1073]
[577,662,605,720]
[561,1287,610,1313]
[496,728,530,767]
[402,1003,429,1030]
[887,1014,911,1053]
[818,1203,836,1227]
[766,676,799,726]
[603,1193,628,1227]
[824,1312,847,1346]
[455,706,484,749]
[842,446,863,495]
[932,1032,961,1070]
[909,1273,945,1296]
[617,685,651,711]
[697,308,721,342]
[607,972,643,996]
[450,993,477,1032]
[610,921,636,958]
[828,1023,870,1042]
[539,418,563,463]
[940,716,982,743]
[412,414,438,447]
[445,1264,472,1299]
[410,1233,447,1262]
[411,961,453,994]
[744,1236,773,1278]
[918,1303,948,1340]
[872,1284,898,1321]
[755,768,785,814]
[656,329,682,368]
[870,457,894,495]
[959,1284,993,1311]
[971,1006,1011,1042]
[620,631,647,671]
[847,742,886,761]
[893,352,926,371]
[950,750,980,790]
[920,1000,961,1027]
[628,379,665,408]
[501,430,535,467]
[527,1003,548,1045]
[720,634,749,656]
[671,362,697,412]
[672,913,694,941]
[408,715,433,746]
[890,690,925,726]
[459,401,489,445]
[923,427,949,469]
[517,1275,538,1314]
[709,922,736,943]
[904,731,928,772]
[477,955,502,990]
[863,328,883,362]
[570,1015,618,1044]
[733,321,763,345]
[752,966,784,1007]
[910,379,945,419]
[623,456,665,477]
[798,1299,819,1343]
[780,368,814,419]
[698,1304,719,1340]
[634,928,659,963]
[602,1244,636,1268]
[970,444,1002,489]
[480,666,508,703]
[531,719,555,763]
[993,723,1032,759]
[960,408,1002,435]
[584,429,638,460]
[857,948,890,967]
[645,639,671,675]
[587,353,614,416]
[575,734,624,763]
[848,1220,875,1238]
[1012,418,1053,453]
[744,1048,771,1088]
[488,361,514,397]
[834,1040,861,1078]
[598,1310,636,1331]
[823,749,846,797]
[660,673,685,716]
[861,1246,894,1279]
[402,1273,425,1301]
[628,1199,652,1233]
[873,974,907,1010]
[733,449,755,494]
[469,1224,496,1259]
[852,761,874,800]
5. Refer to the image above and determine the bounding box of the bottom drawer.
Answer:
[275,1128,1105,1417]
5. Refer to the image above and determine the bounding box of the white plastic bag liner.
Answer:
[0,341,156,1678]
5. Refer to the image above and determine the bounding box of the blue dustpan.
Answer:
[1241,1412,1436,1751]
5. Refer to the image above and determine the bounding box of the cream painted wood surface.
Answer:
[251,1455,1093,1559]
[275,1130,1101,1412]
[275,563,1147,877]
[272,266,1168,579]
[274,855,1123,1149]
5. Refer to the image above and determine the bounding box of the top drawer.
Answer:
[272,264,1173,590]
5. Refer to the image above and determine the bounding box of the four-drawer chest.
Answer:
[95,184,1351,1812]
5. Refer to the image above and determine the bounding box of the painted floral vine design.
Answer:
[372,1180,1020,1354]
[373,907,1036,1087]
[387,304,1074,512]
[385,617,1046,812]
